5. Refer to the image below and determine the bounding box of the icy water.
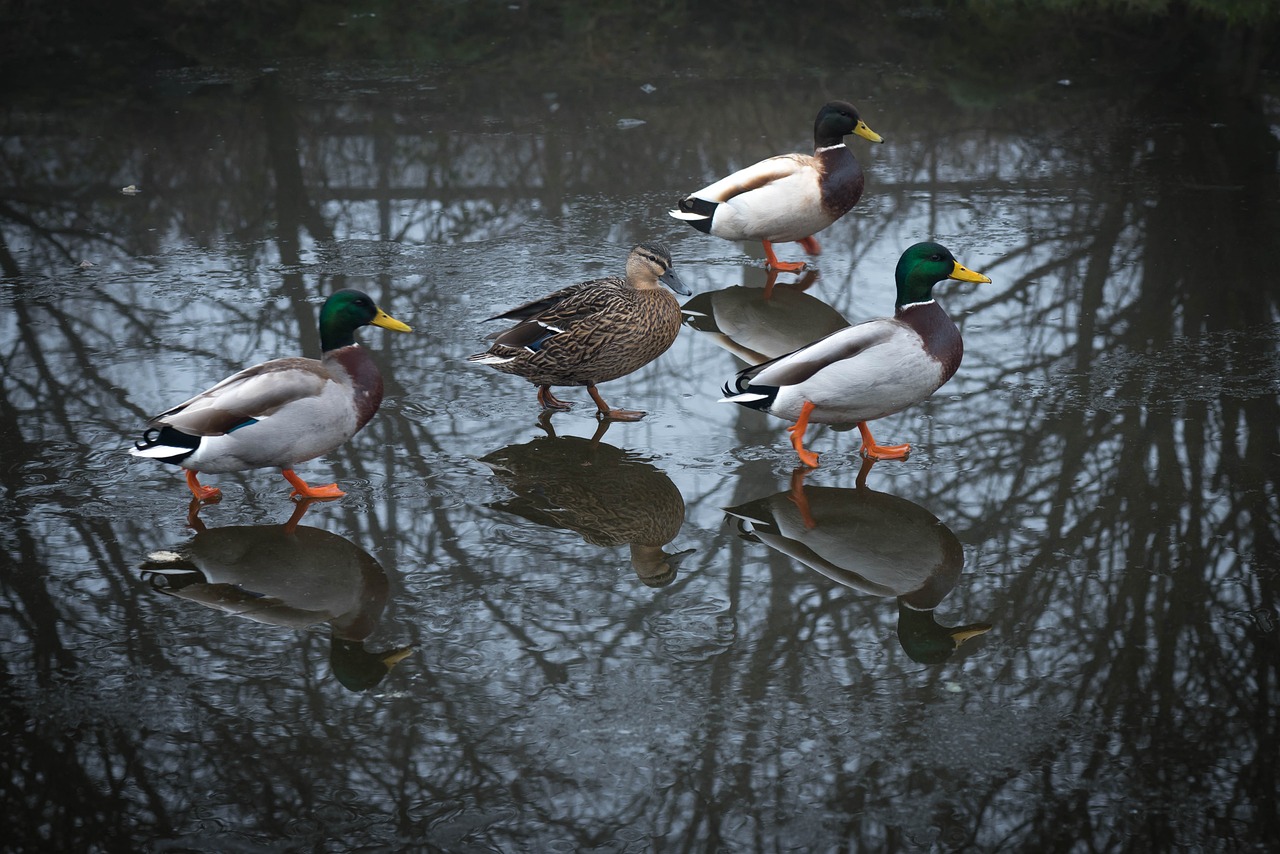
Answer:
[3,35,1279,853]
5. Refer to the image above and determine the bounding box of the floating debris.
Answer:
[121,184,140,195]
[616,118,646,130]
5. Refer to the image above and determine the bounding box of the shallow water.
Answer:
[3,21,1279,852]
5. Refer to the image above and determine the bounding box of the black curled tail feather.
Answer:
[722,377,778,414]
[677,197,717,235]
[132,425,200,464]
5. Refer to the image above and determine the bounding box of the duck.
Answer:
[139,510,413,691]
[724,466,991,663]
[669,100,883,272]
[721,242,991,467]
[681,270,849,366]
[479,421,692,588]
[468,242,690,421]
[130,288,411,502]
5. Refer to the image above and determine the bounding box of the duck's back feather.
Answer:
[149,358,331,436]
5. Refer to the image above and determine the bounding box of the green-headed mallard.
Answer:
[721,242,991,467]
[130,289,411,501]
[724,467,990,663]
[467,242,690,421]
[669,100,883,272]
[139,514,412,691]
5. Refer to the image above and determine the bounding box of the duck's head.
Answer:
[319,288,412,351]
[627,242,692,296]
[815,100,884,147]
[893,242,991,309]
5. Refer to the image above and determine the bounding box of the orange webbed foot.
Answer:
[537,385,574,412]
[857,422,910,461]
[282,469,345,500]
[185,470,222,503]
[762,241,807,273]
[588,386,645,422]
[787,401,820,468]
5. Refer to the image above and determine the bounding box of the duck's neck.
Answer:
[816,144,864,218]
[896,300,962,380]
[324,344,385,430]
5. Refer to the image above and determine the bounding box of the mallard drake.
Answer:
[467,242,690,421]
[130,289,411,501]
[721,242,991,467]
[724,467,990,663]
[140,515,412,691]
[669,100,883,272]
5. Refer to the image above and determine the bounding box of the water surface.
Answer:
[3,14,1279,851]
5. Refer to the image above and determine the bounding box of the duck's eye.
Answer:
[930,254,943,261]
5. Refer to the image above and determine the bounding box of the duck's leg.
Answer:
[786,400,821,468]
[282,498,317,534]
[857,422,911,461]
[761,241,807,272]
[537,385,574,411]
[762,268,779,300]
[184,470,222,503]
[588,385,645,421]
[796,236,822,256]
[185,497,209,531]
[788,467,818,529]
[282,469,345,500]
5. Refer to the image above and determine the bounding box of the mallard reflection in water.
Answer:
[479,420,693,587]
[724,465,990,663]
[682,270,849,366]
[139,500,412,691]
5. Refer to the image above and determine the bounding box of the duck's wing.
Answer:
[733,318,902,390]
[149,357,330,436]
[484,279,627,350]
[683,153,813,204]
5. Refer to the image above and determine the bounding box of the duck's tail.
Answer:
[669,197,717,235]
[130,425,199,465]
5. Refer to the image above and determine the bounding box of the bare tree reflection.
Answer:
[1,46,1278,851]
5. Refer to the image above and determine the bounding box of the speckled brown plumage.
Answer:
[468,243,690,419]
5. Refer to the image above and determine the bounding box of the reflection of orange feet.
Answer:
[857,422,910,461]
[185,497,209,532]
[797,236,821,256]
[762,241,806,272]
[787,401,820,468]
[185,470,222,503]
[282,469,345,500]
[282,497,318,534]
[788,468,817,529]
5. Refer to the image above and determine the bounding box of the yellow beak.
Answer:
[949,261,992,285]
[854,121,884,144]
[372,308,412,333]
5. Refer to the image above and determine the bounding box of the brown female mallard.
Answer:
[468,243,690,421]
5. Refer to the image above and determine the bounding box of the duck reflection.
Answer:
[480,419,693,587]
[138,499,412,691]
[681,270,849,365]
[724,464,990,663]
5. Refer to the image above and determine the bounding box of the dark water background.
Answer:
[3,2,1279,850]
